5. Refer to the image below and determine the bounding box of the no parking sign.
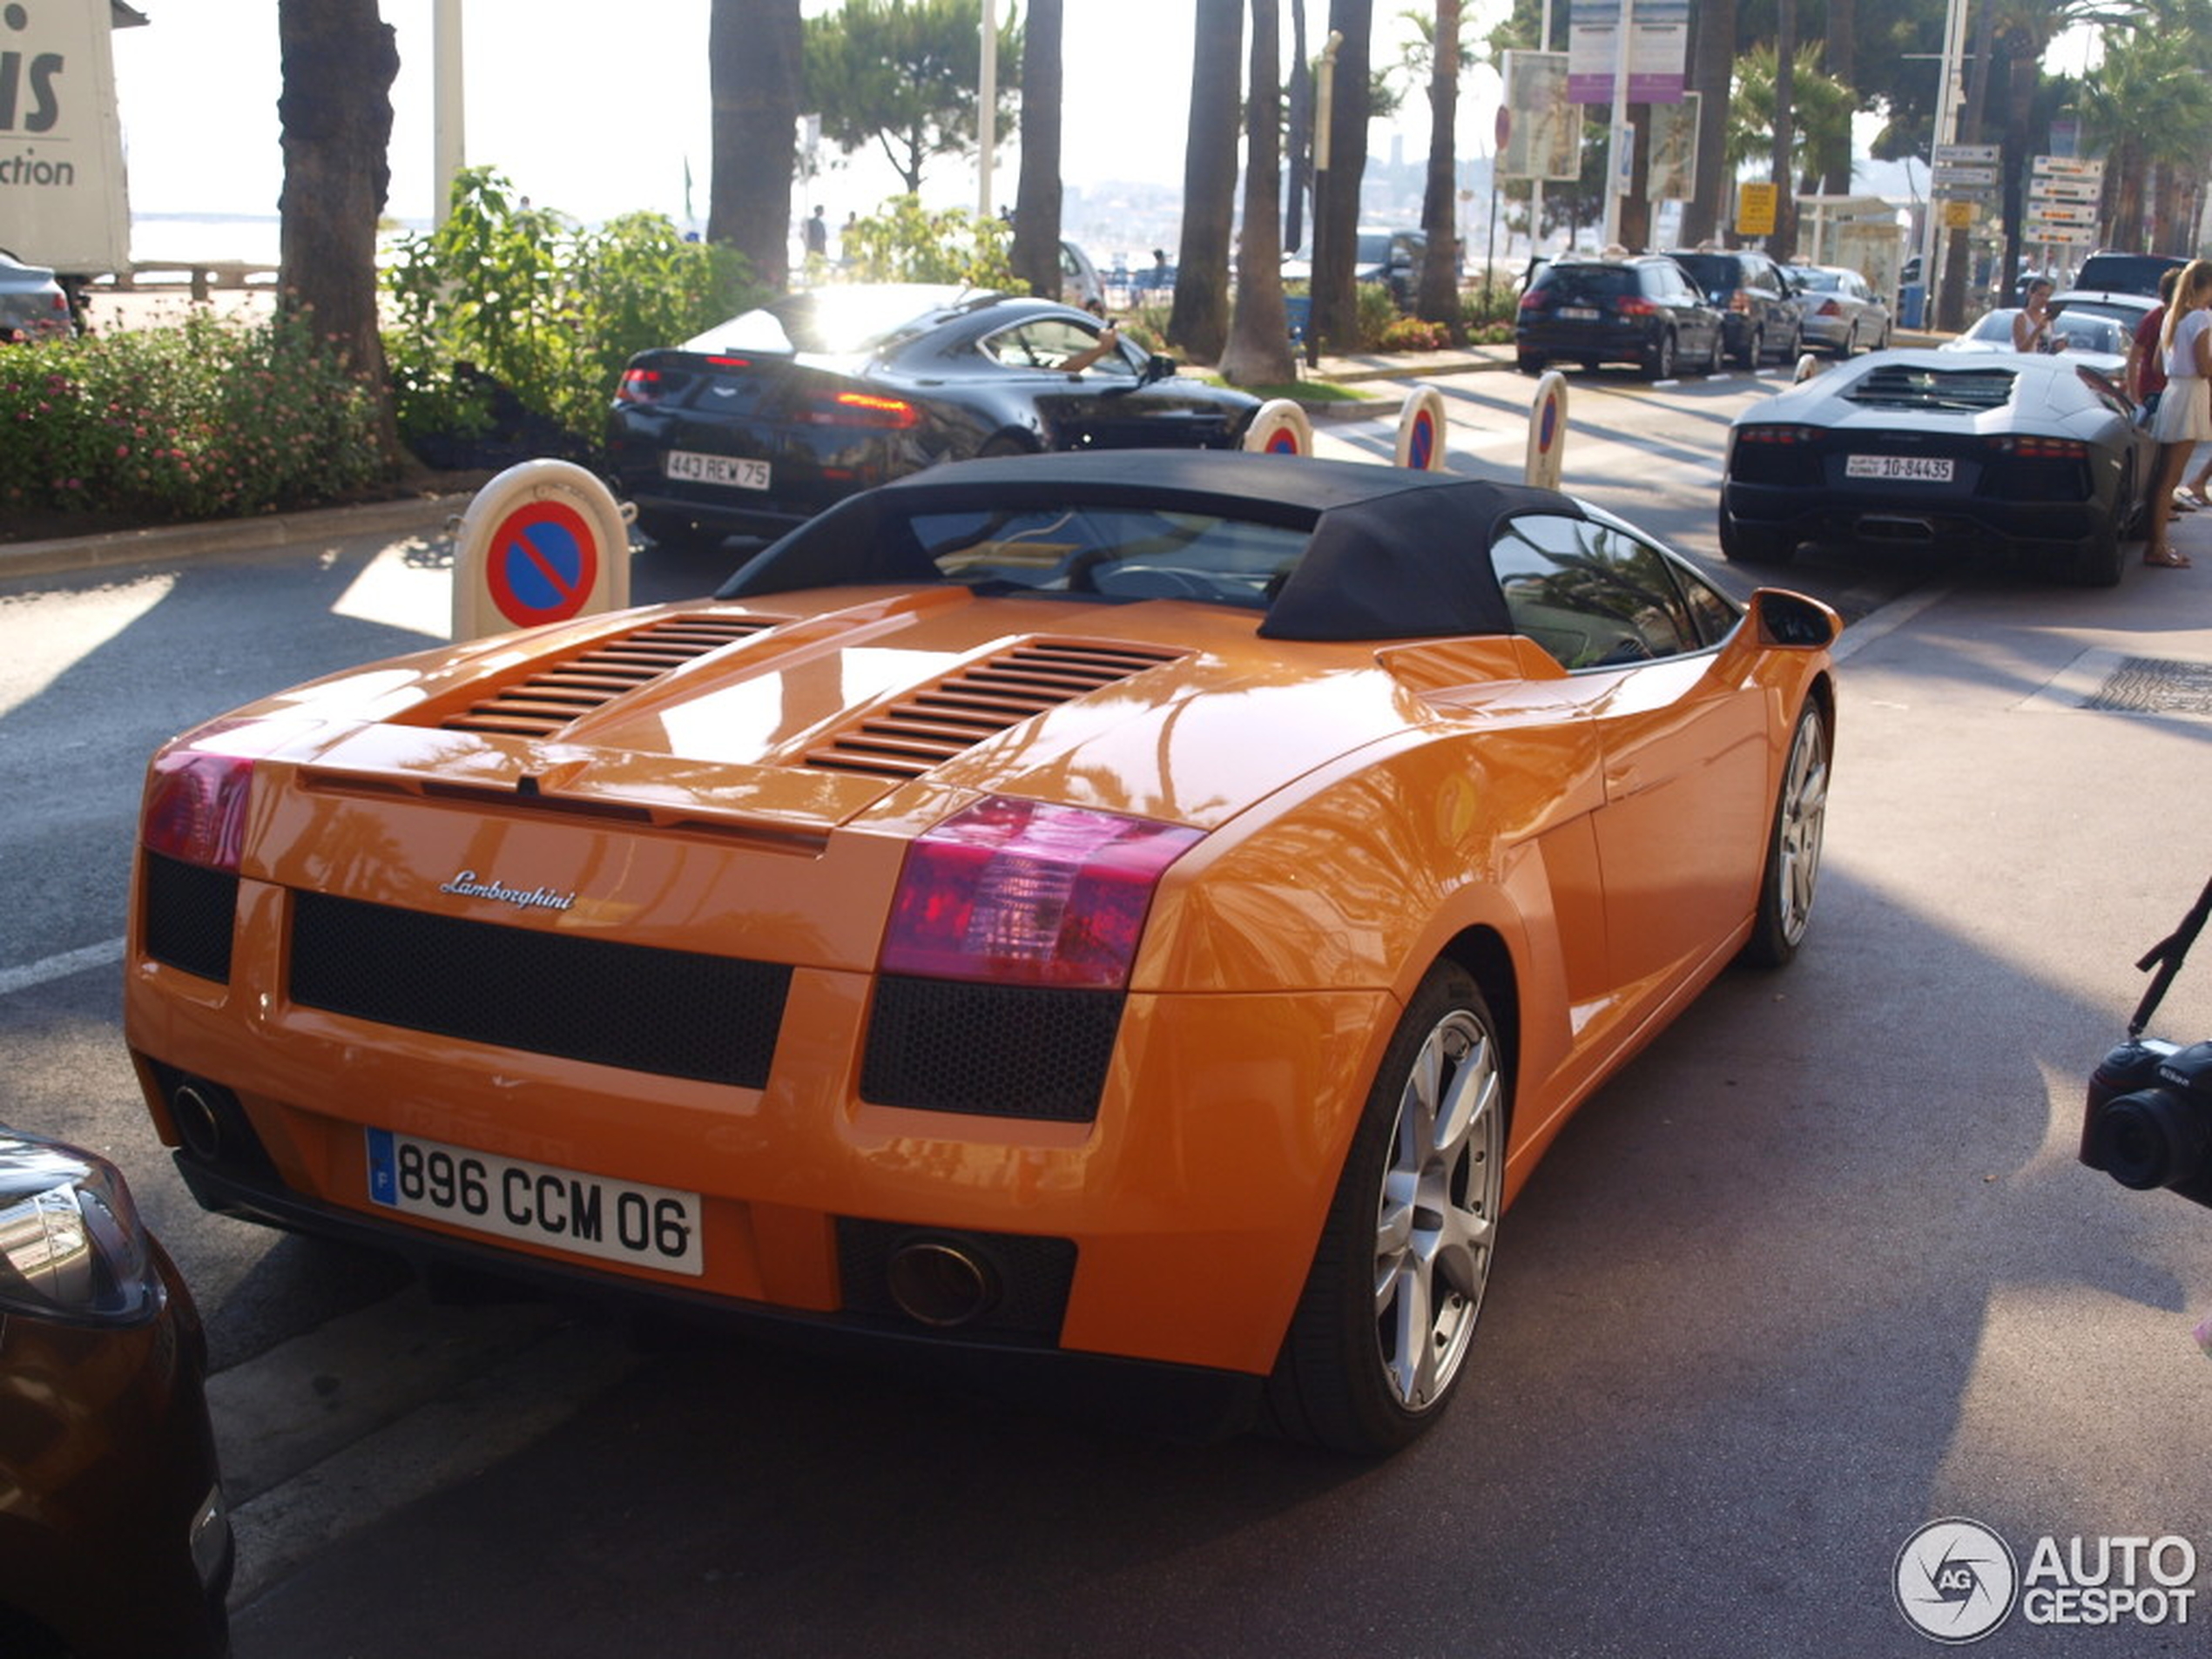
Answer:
[1395,387,1448,471]
[1524,370,1569,491]
[451,460,634,639]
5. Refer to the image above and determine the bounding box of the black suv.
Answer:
[1514,255,1724,380]
[2070,251,2185,298]
[1665,249,1804,368]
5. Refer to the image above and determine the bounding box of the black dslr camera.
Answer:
[2080,876,2212,1210]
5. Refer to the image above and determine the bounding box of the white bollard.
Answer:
[450,459,635,641]
[1524,370,1569,491]
[1395,386,1449,470]
[1242,398,1314,457]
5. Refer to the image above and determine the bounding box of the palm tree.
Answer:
[709,0,801,290]
[2079,24,2212,249]
[1010,0,1063,300]
[1726,44,1852,199]
[1221,0,1297,385]
[1312,0,1372,352]
[1680,0,1734,247]
[1405,1,1467,338]
[1170,0,1244,361]
[276,0,401,464]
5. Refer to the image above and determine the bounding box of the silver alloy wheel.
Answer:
[1372,1004,1504,1413]
[1772,709,1830,948]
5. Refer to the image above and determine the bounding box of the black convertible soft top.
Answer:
[717,450,1580,642]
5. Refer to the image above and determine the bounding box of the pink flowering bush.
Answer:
[0,307,383,522]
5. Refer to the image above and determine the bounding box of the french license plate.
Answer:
[1845,454,1954,482]
[1560,306,1600,321]
[664,449,770,491]
[366,1129,704,1277]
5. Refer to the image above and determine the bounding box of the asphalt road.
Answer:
[7,364,2212,1656]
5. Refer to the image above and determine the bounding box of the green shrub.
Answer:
[382,167,762,457]
[0,308,383,522]
[837,195,1015,288]
[1377,315,1454,351]
[1351,281,1401,350]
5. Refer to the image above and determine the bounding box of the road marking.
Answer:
[0,936,123,997]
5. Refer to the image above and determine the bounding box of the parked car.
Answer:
[2048,287,2159,337]
[1515,253,1724,379]
[0,249,74,341]
[1786,264,1892,356]
[125,448,1837,1455]
[1941,307,2132,373]
[1719,348,2155,587]
[605,285,1259,550]
[0,1130,233,1658]
[1353,227,1430,307]
[1665,248,1806,368]
[1059,239,1104,314]
[2070,251,2186,298]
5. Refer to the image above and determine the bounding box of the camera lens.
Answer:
[2097,1086,2212,1190]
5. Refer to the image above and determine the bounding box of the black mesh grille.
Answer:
[288,891,790,1087]
[860,974,1121,1121]
[143,852,239,982]
[836,1217,1076,1343]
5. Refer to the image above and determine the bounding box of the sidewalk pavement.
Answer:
[0,328,1959,583]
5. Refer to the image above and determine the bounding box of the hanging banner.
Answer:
[1646,92,1699,201]
[1567,0,1689,105]
[1500,51,1583,184]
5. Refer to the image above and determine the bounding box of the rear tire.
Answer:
[1718,508,1795,566]
[1735,327,1763,370]
[2069,509,2127,589]
[1643,332,1677,381]
[1265,964,1507,1455]
[1517,353,1546,376]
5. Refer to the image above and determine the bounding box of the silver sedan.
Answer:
[1785,265,1892,356]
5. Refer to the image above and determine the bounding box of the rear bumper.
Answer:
[1723,479,2106,555]
[169,1150,1264,1442]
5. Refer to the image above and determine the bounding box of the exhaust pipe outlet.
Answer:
[884,1238,998,1328]
[171,1082,226,1162]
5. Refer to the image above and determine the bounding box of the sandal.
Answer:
[2145,549,2193,568]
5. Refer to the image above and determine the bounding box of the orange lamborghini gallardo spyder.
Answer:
[125,451,1837,1454]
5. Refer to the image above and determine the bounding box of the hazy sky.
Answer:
[114,1,1486,227]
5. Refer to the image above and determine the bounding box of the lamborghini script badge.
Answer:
[439,871,577,913]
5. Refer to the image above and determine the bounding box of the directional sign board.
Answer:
[2030,176,2101,204]
[2033,155,2103,179]
[1932,165,1998,190]
[1935,143,2000,165]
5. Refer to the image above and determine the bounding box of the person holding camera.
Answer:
[2013,278,2059,354]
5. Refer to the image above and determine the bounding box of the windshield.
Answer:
[685,287,973,355]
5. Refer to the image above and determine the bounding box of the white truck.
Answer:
[0,0,133,288]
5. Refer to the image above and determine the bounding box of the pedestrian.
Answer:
[804,205,828,262]
[2126,266,2193,514]
[2141,258,2212,569]
[2012,279,2057,353]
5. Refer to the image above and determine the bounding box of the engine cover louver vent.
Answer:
[440,615,777,737]
[802,639,1188,779]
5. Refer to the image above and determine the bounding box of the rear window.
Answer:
[2073,253,2183,296]
[907,504,1312,609]
[1669,253,1735,293]
[1534,265,1635,300]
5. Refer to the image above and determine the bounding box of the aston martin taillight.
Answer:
[797,390,921,429]
[880,797,1202,988]
[615,368,664,403]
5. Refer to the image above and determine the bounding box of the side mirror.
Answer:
[1143,353,1177,385]
[1753,588,1839,650]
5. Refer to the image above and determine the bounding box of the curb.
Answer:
[0,493,474,582]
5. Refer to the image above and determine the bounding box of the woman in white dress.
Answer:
[2145,259,2212,569]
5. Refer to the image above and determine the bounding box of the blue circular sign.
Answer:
[486,501,598,625]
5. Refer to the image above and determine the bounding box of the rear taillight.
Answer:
[1735,424,1820,446]
[798,390,921,429]
[140,719,307,873]
[880,796,1201,988]
[1985,435,2087,460]
[1817,299,1844,318]
[143,751,256,873]
[616,368,664,403]
[1615,297,1658,317]
[1517,290,1552,311]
